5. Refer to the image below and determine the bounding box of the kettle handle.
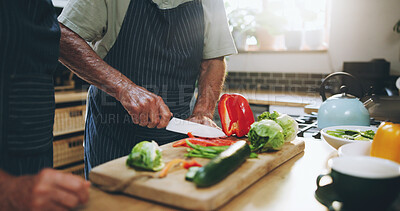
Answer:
[320,72,364,101]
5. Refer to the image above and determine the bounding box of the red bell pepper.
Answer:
[182,160,202,169]
[187,132,195,138]
[172,137,236,147]
[218,93,255,137]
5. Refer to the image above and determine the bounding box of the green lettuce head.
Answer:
[126,141,165,171]
[275,113,298,142]
[248,119,285,152]
[258,111,298,142]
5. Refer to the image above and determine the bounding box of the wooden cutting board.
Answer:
[89,138,305,210]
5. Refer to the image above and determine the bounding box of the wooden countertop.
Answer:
[76,139,336,211]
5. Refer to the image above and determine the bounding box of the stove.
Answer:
[293,113,382,139]
[293,113,320,139]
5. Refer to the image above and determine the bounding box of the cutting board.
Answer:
[90,138,305,210]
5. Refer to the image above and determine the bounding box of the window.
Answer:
[224,0,330,52]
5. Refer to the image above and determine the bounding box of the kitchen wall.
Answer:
[224,72,326,92]
[226,0,400,76]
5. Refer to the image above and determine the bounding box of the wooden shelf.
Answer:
[55,90,87,104]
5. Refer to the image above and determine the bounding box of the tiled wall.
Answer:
[224,72,327,93]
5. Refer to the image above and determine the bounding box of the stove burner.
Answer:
[295,113,319,138]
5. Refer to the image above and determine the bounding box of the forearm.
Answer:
[58,23,132,99]
[192,57,226,118]
[59,23,172,127]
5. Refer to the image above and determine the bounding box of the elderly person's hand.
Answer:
[187,113,220,129]
[118,83,172,129]
[1,168,90,211]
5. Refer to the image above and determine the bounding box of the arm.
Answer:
[59,23,172,128]
[0,169,90,210]
[188,57,226,127]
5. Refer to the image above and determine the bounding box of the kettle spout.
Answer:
[363,97,375,109]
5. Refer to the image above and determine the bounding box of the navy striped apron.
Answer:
[0,0,60,176]
[84,0,204,177]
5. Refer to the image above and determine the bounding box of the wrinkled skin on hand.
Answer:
[118,84,172,129]
[0,168,90,211]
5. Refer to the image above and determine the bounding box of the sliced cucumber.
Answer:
[193,140,251,187]
[185,166,200,181]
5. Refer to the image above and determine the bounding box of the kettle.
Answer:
[317,72,370,129]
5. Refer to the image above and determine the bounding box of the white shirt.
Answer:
[58,0,237,59]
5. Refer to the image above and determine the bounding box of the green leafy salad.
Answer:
[326,129,375,141]
[248,111,299,152]
[126,141,165,171]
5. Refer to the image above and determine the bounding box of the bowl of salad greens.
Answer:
[321,125,377,150]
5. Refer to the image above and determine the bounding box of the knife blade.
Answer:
[166,117,227,138]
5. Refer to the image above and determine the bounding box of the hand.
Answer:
[187,114,221,129]
[2,168,90,211]
[118,83,172,128]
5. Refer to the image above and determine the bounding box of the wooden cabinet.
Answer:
[53,91,87,177]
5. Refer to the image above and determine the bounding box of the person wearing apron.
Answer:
[0,1,90,210]
[0,0,59,176]
[58,0,237,178]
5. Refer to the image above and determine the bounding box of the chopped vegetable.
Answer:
[185,166,200,181]
[172,137,236,148]
[158,159,202,178]
[257,111,298,142]
[185,140,230,159]
[187,132,195,138]
[249,152,259,158]
[126,141,164,171]
[326,129,375,140]
[182,159,202,169]
[370,122,400,163]
[193,140,251,187]
[159,159,184,178]
[218,93,255,137]
[173,138,219,147]
[184,140,258,159]
[248,119,285,152]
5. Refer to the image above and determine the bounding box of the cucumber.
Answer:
[193,140,251,187]
[185,166,200,181]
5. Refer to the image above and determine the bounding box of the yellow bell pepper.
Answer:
[370,122,400,164]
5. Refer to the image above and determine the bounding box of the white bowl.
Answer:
[338,141,371,157]
[320,125,377,150]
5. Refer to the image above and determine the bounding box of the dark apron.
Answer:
[0,0,60,176]
[84,0,204,177]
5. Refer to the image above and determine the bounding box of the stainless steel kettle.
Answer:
[317,72,370,129]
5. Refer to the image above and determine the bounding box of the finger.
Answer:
[203,119,218,128]
[50,172,90,204]
[32,200,68,211]
[157,100,172,128]
[139,112,149,127]
[49,187,80,209]
[131,113,140,124]
[147,101,160,128]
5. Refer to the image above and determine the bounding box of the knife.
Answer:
[166,117,227,138]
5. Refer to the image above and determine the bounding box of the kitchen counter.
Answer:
[77,139,336,211]
[54,89,322,113]
[223,90,322,114]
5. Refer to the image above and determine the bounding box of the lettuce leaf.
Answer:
[126,141,165,171]
[248,119,285,152]
[258,111,298,142]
